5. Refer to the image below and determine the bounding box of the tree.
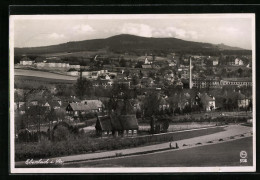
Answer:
[139,70,144,79]
[74,76,92,99]
[143,92,162,117]
[148,71,156,79]
[14,91,21,112]
[135,61,144,68]
[27,105,49,141]
[237,68,243,77]
[132,75,140,86]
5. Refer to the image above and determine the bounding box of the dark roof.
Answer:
[68,100,102,111]
[201,93,215,102]
[98,116,113,131]
[48,101,60,107]
[96,114,138,131]
[20,57,33,61]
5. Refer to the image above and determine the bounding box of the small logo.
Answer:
[240,151,247,159]
[240,151,247,163]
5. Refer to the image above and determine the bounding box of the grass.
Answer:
[71,137,253,167]
[15,75,75,84]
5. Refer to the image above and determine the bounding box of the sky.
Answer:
[10,14,254,50]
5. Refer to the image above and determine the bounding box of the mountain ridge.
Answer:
[14,34,248,55]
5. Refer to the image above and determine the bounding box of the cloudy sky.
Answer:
[11,14,254,50]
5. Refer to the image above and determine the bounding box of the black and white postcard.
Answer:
[9,14,256,173]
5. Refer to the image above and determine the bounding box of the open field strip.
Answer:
[14,69,77,81]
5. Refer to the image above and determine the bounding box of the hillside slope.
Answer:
[14,34,246,55]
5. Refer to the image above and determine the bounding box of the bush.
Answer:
[53,126,72,141]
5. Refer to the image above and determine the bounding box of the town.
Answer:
[14,51,252,142]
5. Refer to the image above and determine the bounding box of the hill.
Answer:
[14,34,248,56]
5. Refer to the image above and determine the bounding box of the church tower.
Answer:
[189,57,193,89]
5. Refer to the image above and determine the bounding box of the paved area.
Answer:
[15,124,252,167]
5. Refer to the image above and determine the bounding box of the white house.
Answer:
[20,57,34,65]
[213,59,219,66]
[67,70,79,76]
[235,58,244,66]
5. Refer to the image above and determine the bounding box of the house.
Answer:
[168,62,176,67]
[228,91,250,109]
[66,101,103,117]
[192,77,221,88]
[93,79,113,87]
[235,58,244,66]
[200,93,215,111]
[95,114,138,137]
[144,57,152,64]
[213,59,219,66]
[81,100,103,112]
[236,93,250,109]
[159,98,170,111]
[117,79,131,87]
[220,78,252,87]
[100,74,111,80]
[20,57,34,65]
[69,64,81,69]
[67,69,79,76]
[173,79,183,88]
[48,100,61,109]
[142,64,152,69]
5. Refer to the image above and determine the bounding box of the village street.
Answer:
[15,124,252,167]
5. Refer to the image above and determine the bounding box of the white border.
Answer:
[9,13,256,173]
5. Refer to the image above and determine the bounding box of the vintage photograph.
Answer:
[9,14,255,173]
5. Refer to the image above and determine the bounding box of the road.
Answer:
[66,137,253,167]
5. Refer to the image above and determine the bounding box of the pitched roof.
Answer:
[68,101,102,111]
[48,101,61,108]
[20,57,33,61]
[97,116,113,131]
[96,114,138,131]
[201,93,215,102]
[81,100,103,108]
[142,65,152,69]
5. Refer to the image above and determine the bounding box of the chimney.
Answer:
[189,57,193,89]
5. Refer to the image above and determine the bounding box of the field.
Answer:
[14,69,77,80]
[71,137,253,167]
[14,76,75,89]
